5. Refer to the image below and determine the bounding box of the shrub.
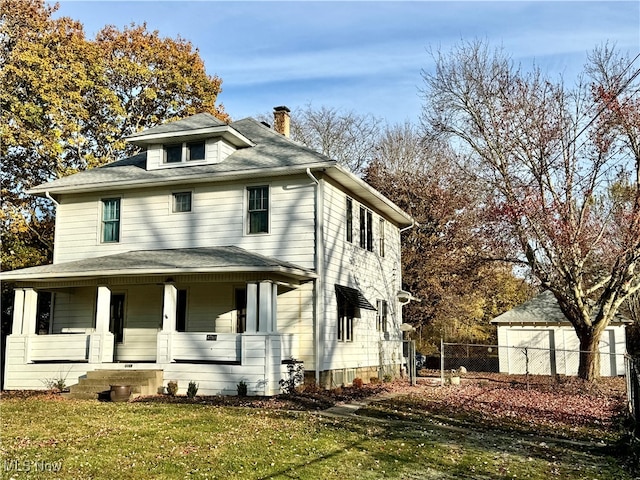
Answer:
[352,377,364,388]
[187,381,199,399]
[166,381,178,396]
[383,374,393,383]
[237,380,248,397]
[42,369,71,392]
[279,359,304,395]
[369,376,381,384]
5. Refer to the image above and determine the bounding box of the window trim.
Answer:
[376,299,388,333]
[163,140,207,164]
[359,206,374,252]
[101,197,121,243]
[172,191,193,213]
[379,218,385,257]
[246,185,270,235]
[338,304,355,342]
[346,197,353,243]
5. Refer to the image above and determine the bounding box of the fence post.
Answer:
[440,338,445,386]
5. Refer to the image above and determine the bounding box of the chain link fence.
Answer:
[626,355,640,438]
[440,342,627,379]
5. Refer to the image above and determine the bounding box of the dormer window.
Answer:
[164,141,206,164]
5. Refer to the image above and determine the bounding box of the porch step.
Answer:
[67,369,163,400]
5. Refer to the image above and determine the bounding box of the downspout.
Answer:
[400,220,415,233]
[45,191,59,207]
[306,168,323,387]
[45,192,59,264]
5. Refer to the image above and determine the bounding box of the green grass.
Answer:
[0,395,633,479]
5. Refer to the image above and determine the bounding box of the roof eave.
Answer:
[1,265,317,283]
[325,164,414,228]
[27,161,336,196]
[126,125,255,148]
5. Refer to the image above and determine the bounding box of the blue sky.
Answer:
[53,1,640,124]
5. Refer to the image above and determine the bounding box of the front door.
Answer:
[110,293,126,345]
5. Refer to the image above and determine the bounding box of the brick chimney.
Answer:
[273,106,290,138]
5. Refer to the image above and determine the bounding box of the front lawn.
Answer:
[0,377,633,479]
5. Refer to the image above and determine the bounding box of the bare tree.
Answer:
[289,104,382,175]
[421,40,640,380]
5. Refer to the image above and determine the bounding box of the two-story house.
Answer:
[3,107,415,396]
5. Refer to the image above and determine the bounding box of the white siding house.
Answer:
[491,291,630,377]
[2,109,414,395]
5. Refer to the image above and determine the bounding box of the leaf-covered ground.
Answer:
[359,373,628,443]
[1,382,634,480]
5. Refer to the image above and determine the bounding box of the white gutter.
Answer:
[306,168,323,387]
[400,220,415,233]
[45,191,59,206]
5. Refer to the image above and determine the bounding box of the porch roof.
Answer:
[1,247,316,283]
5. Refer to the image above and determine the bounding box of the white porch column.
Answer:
[22,288,38,336]
[162,283,178,331]
[11,288,26,334]
[95,286,111,333]
[258,281,272,333]
[157,283,178,364]
[90,285,114,363]
[271,283,278,333]
[246,282,258,333]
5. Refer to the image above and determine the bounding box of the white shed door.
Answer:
[506,329,555,375]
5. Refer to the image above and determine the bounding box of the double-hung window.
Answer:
[346,197,353,243]
[338,304,354,342]
[101,198,120,243]
[379,219,385,257]
[172,192,192,213]
[247,186,269,234]
[376,300,388,333]
[359,207,373,252]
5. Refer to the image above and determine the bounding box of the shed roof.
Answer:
[491,290,631,325]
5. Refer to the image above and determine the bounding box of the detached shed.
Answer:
[491,291,630,377]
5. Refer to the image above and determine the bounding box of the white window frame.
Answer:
[172,191,193,213]
[246,184,270,235]
[163,140,206,164]
[100,197,121,243]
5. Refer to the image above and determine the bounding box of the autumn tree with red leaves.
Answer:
[365,125,533,352]
[421,40,640,380]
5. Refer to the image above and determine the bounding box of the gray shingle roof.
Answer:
[126,113,227,138]
[29,117,335,194]
[491,290,631,325]
[1,246,315,282]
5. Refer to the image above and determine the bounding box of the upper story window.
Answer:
[376,299,388,333]
[379,219,385,257]
[346,197,353,243]
[247,186,269,234]
[164,141,206,164]
[359,206,373,252]
[172,192,192,213]
[101,198,120,243]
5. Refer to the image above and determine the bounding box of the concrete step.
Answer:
[66,369,163,400]
[86,370,162,381]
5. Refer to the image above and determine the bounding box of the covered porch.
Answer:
[3,247,315,396]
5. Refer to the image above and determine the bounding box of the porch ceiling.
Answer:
[1,246,316,283]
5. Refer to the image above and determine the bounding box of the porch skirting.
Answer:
[3,332,297,397]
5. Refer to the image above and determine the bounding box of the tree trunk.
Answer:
[577,332,602,381]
